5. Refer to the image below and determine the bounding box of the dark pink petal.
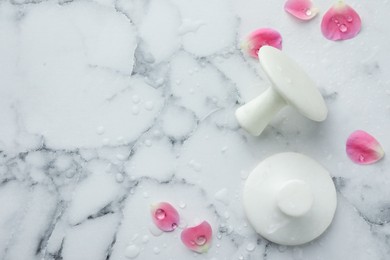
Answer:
[181,221,212,253]
[346,130,384,165]
[151,202,180,232]
[241,28,282,58]
[284,0,319,21]
[321,1,361,41]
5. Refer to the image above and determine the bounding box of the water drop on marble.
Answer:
[179,201,187,209]
[227,225,234,234]
[214,188,230,205]
[130,188,135,194]
[96,126,105,135]
[240,170,249,180]
[144,101,154,111]
[152,130,162,138]
[220,146,228,153]
[305,9,312,16]
[216,243,221,248]
[238,256,244,260]
[132,105,140,115]
[155,78,165,85]
[102,138,110,145]
[143,192,149,198]
[216,233,222,240]
[223,211,230,219]
[117,136,124,143]
[246,243,256,252]
[144,139,152,147]
[189,88,194,94]
[193,163,202,172]
[116,154,126,161]
[278,245,287,252]
[132,95,140,104]
[125,245,140,259]
[339,24,348,32]
[153,247,161,254]
[116,173,124,183]
[65,171,75,178]
[149,225,163,236]
[141,235,149,244]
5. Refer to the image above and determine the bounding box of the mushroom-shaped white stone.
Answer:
[243,152,337,246]
[235,46,327,136]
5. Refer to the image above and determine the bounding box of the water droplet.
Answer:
[144,101,154,111]
[144,139,152,147]
[189,88,194,94]
[102,138,110,145]
[240,170,249,180]
[65,171,75,178]
[223,211,230,219]
[132,95,140,104]
[359,154,365,162]
[215,188,230,205]
[96,126,105,135]
[155,209,166,220]
[332,17,339,24]
[117,136,124,143]
[216,233,222,239]
[175,79,181,85]
[246,243,256,252]
[216,243,221,248]
[347,16,353,22]
[171,223,178,230]
[116,173,124,183]
[179,201,186,208]
[143,192,149,198]
[195,235,207,246]
[339,24,348,32]
[153,247,161,254]
[125,245,140,259]
[116,154,126,161]
[149,225,163,236]
[305,9,312,16]
[141,235,149,243]
[220,146,228,153]
[238,256,244,260]
[132,105,140,115]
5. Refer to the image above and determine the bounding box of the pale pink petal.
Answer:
[241,28,282,58]
[151,202,180,232]
[346,130,384,165]
[321,0,361,41]
[284,0,319,21]
[181,221,212,253]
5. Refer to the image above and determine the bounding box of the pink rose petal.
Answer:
[181,221,212,253]
[241,28,282,58]
[321,0,361,41]
[346,130,384,165]
[151,202,180,232]
[284,0,319,21]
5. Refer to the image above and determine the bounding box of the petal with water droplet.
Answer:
[321,1,361,41]
[151,202,180,232]
[346,130,384,164]
[284,0,319,21]
[181,221,213,253]
[241,28,282,58]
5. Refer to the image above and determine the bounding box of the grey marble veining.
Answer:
[0,0,389,259]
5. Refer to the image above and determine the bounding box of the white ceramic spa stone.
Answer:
[243,152,337,246]
[235,46,328,136]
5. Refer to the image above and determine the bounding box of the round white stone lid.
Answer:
[243,152,337,246]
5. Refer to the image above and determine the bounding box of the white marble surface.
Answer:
[0,0,389,259]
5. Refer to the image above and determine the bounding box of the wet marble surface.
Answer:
[0,0,389,259]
